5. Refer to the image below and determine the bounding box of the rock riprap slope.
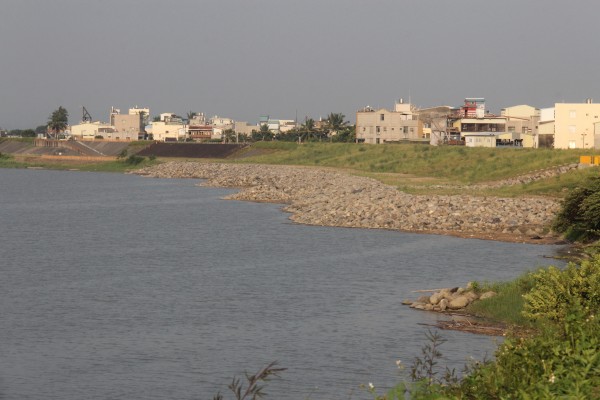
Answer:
[134,162,561,243]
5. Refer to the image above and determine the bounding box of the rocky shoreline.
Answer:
[133,161,563,244]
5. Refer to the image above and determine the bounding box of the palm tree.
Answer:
[325,112,347,141]
[300,117,315,143]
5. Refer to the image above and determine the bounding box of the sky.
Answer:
[1,0,599,130]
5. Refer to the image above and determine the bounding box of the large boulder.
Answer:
[479,291,497,300]
[448,295,471,310]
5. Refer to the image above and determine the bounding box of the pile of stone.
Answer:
[133,161,561,243]
[403,286,497,312]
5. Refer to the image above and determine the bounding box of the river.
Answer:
[0,168,563,399]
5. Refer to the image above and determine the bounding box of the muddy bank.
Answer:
[133,161,562,244]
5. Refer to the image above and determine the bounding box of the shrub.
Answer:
[553,177,600,241]
[124,154,145,165]
[452,311,600,399]
[522,256,600,322]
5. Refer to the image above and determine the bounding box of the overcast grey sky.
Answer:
[1,0,599,129]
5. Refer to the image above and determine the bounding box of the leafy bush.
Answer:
[452,309,600,399]
[124,154,145,165]
[553,177,600,241]
[522,256,600,322]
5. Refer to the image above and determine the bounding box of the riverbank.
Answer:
[134,161,563,244]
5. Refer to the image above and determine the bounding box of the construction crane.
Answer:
[82,106,92,123]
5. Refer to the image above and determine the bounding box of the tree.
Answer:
[325,112,347,141]
[47,106,68,138]
[222,128,237,143]
[300,117,315,143]
[35,125,48,135]
[186,111,196,121]
[252,124,273,141]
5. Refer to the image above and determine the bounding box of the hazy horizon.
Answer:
[1,0,599,130]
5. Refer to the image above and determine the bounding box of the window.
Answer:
[376,126,381,134]
[403,126,408,133]
[508,126,515,133]
[569,140,576,149]
[570,110,576,118]
[380,114,385,121]
[569,125,576,134]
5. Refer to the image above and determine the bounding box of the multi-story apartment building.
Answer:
[110,107,144,139]
[356,100,421,144]
[554,100,600,149]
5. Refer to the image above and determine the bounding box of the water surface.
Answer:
[0,169,563,399]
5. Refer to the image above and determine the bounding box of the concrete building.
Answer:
[463,132,497,147]
[554,100,600,149]
[129,107,150,125]
[110,107,144,140]
[233,121,257,137]
[356,100,422,144]
[70,121,115,140]
[415,106,455,145]
[538,107,555,148]
[499,105,540,147]
[258,116,296,134]
[460,98,486,118]
[149,120,186,142]
[188,125,212,141]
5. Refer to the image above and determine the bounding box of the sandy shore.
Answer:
[134,161,563,244]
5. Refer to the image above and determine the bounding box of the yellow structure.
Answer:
[554,100,600,149]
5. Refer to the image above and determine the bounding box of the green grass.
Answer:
[467,275,536,326]
[240,142,595,183]
[234,142,599,197]
[0,154,159,173]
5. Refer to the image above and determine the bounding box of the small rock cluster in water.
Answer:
[403,285,497,312]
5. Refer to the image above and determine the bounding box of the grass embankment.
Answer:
[0,153,158,173]
[235,142,600,197]
[3,139,599,197]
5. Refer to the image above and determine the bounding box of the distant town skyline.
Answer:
[1,0,600,130]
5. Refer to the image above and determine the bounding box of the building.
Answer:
[129,107,150,125]
[463,132,497,147]
[538,107,555,148]
[110,107,144,140]
[499,105,540,148]
[460,98,486,118]
[415,106,455,145]
[356,100,422,144]
[233,121,256,137]
[70,121,115,140]
[149,113,185,142]
[188,125,212,141]
[554,100,600,149]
